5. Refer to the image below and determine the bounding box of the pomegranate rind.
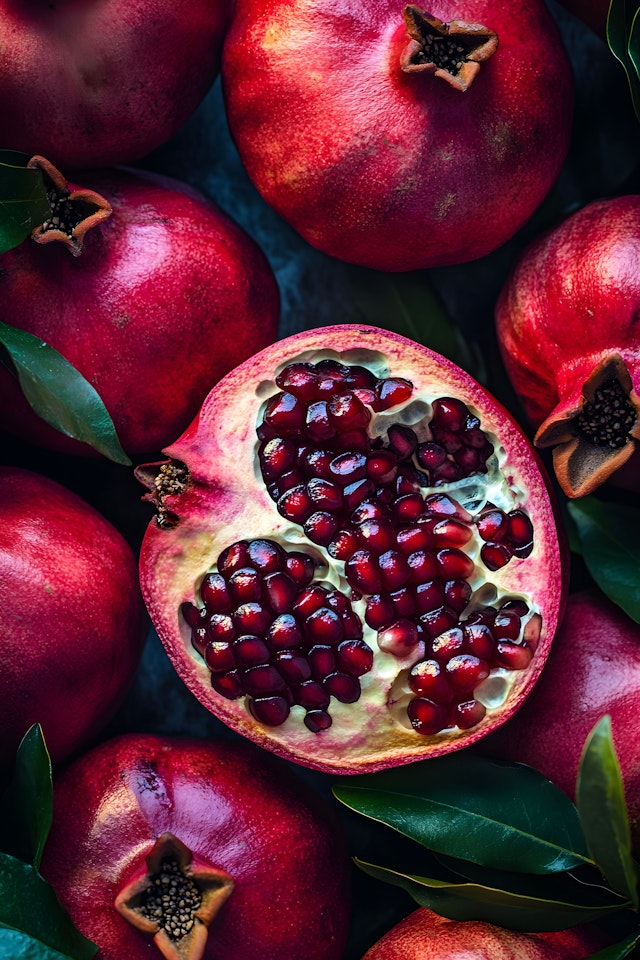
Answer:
[139,325,565,774]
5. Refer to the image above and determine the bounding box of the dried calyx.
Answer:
[400,5,498,90]
[27,156,111,256]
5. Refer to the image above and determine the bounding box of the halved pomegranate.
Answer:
[138,326,565,774]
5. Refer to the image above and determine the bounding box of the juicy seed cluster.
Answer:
[182,538,372,732]
[140,857,201,942]
[576,378,636,448]
[476,504,534,571]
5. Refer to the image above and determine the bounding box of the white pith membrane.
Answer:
[141,326,562,773]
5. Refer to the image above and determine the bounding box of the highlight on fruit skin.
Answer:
[137,325,565,775]
[360,907,609,959]
[495,195,640,498]
[40,734,351,960]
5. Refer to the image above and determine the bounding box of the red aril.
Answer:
[137,325,565,774]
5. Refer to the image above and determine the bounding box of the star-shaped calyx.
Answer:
[400,5,498,91]
[535,354,640,498]
[27,155,112,257]
[114,833,235,960]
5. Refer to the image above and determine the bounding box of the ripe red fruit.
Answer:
[0,467,145,772]
[222,0,574,271]
[0,0,232,169]
[0,163,280,457]
[361,908,608,959]
[480,591,640,853]
[137,325,565,774]
[40,734,351,960]
[496,195,640,498]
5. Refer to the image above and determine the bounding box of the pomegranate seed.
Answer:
[249,696,290,726]
[432,428,463,453]
[308,644,337,679]
[396,524,432,555]
[390,586,417,618]
[277,485,314,523]
[211,669,244,699]
[337,639,374,676]
[445,654,490,694]
[228,567,263,604]
[342,611,364,640]
[394,493,425,522]
[306,607,344,645]
[437,548,475,580]
[481,542,513,571]
[191,626,208,656]
[204,641,236,673]
[316,358,350,378]
[263,391,305,432]
[323,672,361,703]
[387,424,418,459]
[408,660,453,704]
[181,601,202,627]
[343,478,376,511]
[304,511,339,546]
[217,540,250,575]
[420,605,458,639]
[430,627,464,662]
[243,663,286,695]
[424,494,472,523]
[416,442,447,470]
[301,448,334,479]
[344,364,376,389]
[232,602,271,635]
[352,500,389,524]
[284,552,315,586]
[501,598,529,617]
[356,519,397,554]
[494,641,533,670]
[506,510,534,546]
[276,468,305,495]
[367,450,398,482]
[477,508,508,542]
[295,680,330,709]
[274,650,312,683]
[259,437,297,479]
[523,613,542,652]
[334,428,370,452]
[204,613,236,643]
[415,580,445,614]
[407,550,439,584]
[304,400,337,442]
[329,391,371,430]
[345,549,383,593]
[432,519,473,548]
[293,586,327,619]
[378,550,410,590]
[444,579,471,613]
[374,377,413,410]
[377,619,420,656]
[454,446,483,471]
[513,540,534,559]
[328,528,360,560]
[407,697,447,735]
[324,591,351,616]
[365,594,396,630]
[233,636,271,667]
[329,451,367,485]
[463,623,495,660]
[304,709,333,732]
[455,699,487,729]
[247,539,285,573]
[263,571,298,613]
[316,376,340,399]
[275,362,319,400]
[493,610,522,641]
[431,397,468,432]
[267,613,303,649]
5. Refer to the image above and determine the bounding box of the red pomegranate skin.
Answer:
[0,467,145,773]
[480,592,640,851]
[222,0,574,271]
[40,734,351,960]
[0,0,232,170]
[0,166,280,457]
[361,908,608,959]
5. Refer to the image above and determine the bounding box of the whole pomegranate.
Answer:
[0,160,280,457]
[40,734,351,960]
[221,0,574,271]
[137,325,565,774]
[0,467,145,773]
[0,0,232,169]
[480,591,640,853]
[495,195,640,498]
[361,908,608,959]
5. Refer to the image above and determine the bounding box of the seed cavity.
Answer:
[140,857,202,942]
[576,377,636,449]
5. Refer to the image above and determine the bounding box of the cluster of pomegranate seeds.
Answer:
[181,537,372,732]
[252,359,538,735]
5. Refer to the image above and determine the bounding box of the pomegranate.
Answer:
[0,466,145,773]
[0,0,232,170]
[480,591,640,854]
[0,159,280,457]
[40,734,350,960]
[495,195,640,498]
[137,325,565,774]
[221,0,574,271]
[361,908,608,959]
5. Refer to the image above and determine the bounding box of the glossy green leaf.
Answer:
[607,0,640,120]
[0,321,130,465]
[333,755,592,874]
[585,932,640,959]
[0,151,49,253]
[567,498,640,623]
[354,860,627,932]
[347,267,486,382]
[0,725,52,869]
[576,717,639,907]
[0,926,78,960]
[0,855,97,959]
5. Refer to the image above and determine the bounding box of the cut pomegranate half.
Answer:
[137,326,565,774]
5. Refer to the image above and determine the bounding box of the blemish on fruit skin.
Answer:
[435,192,456,220]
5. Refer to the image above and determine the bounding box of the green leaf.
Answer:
[354,859,627,932]
[0,926,80,960]
[576,717,639,907]
[0,855,97,960]
[347,267,486,382]
[0,321,130,465]
[333,755,592,874]
[585,932,640,959]
[607,0,640,121]
[567,498,640,623]
[0,725,52,869]
[0,152,50,253]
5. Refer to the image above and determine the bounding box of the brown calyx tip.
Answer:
[135,459,190,529]
[400,5,498,90]
[114,833,234,960]
[535,354,640,498]
[27,155,112,256]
